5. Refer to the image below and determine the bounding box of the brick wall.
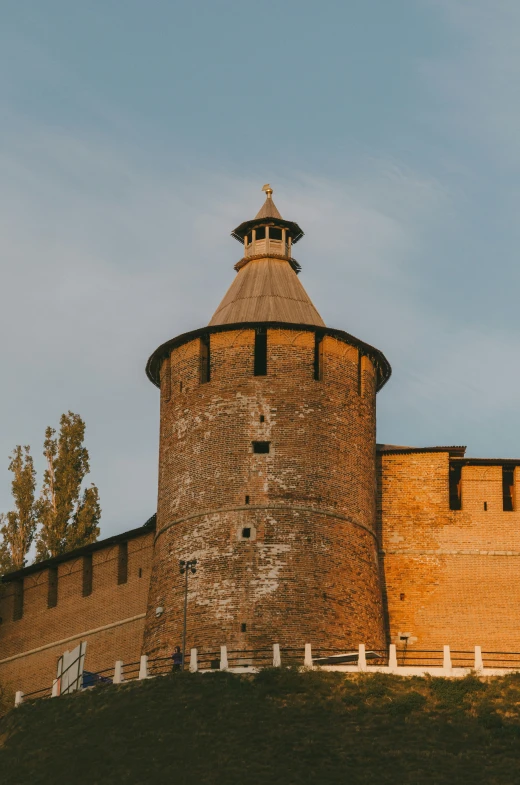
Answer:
[378,451,520,653]
[143,326,386,659]
[0,532,153,697]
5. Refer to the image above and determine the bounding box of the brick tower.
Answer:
[142,186,391,659]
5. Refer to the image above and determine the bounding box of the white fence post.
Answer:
[388,644,398,671]
[304,643,313,668]
[273,643,281,668]
[189,648,198,673]
[220,645,228,670]
[358,644,367,671]
[14,691,23,707]
[138,654,148,680]
[443,645,452,672]
[114,660,124,684]
[474,646,483,671]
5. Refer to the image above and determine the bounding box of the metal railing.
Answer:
[480,651,520,668]
[15,642,520,708]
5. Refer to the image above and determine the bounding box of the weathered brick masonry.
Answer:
[0,523,153,696]
[378,450,520,652]
[143,326,387,658]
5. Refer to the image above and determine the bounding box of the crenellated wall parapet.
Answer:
[0,524,154,697]
[378,449,520,653]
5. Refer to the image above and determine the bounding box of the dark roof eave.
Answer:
[377,445,467,457]
[146,322,391,392]
[451,457,520,466]
[231,217,304,244]
[1,514,157,583]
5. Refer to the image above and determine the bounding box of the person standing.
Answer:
[172,645,183,672]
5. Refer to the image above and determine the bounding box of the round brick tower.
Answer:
[142,185,391,660]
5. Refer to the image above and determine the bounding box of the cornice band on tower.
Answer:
[145,321,392,392]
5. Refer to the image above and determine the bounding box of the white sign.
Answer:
[54,641,87,696]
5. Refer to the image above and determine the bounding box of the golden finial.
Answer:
[262,183,273,199]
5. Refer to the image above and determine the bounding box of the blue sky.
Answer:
[1,0,519,538]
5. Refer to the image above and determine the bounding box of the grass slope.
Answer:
[2,670,520,784]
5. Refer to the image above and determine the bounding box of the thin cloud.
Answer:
[0,114,518,546]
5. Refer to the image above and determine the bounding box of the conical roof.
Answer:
[210,187,324,327]
[209,257,325,326]
[254,189,283,220]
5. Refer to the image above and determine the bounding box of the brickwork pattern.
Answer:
[378,452,520,652]
[143,327,386,658]
[0,533,153,696]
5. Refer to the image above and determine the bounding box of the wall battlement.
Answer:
[0,525,153,697]
[378,450,520,653]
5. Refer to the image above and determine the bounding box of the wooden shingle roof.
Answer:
[254,194,283,220]
[209,257,325,327]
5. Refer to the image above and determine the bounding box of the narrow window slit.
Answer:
[200,334,210,384]
[314,333,324,381]
[254,328,267,376]
[358,352,363,396]
[449,463,462,510]
[117,542,128,585]
[82,554,93,597]
[13,579,24,621]
[503,465,515,511]
[47,567,58,608]
[241,623,247,632]
[245,495,250,505]
[242,528,251,539]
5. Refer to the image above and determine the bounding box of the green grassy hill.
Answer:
[2,669,520,784]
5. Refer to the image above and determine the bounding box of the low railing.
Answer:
[14,642,520,707]
[478,651,520,669]
[244,239,289,257]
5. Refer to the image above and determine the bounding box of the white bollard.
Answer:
[358,644,367,671]
[189,648,198,673]
[14,691,23,707]
[442,645,452,672]
[220,645,228,670]
[388,644,398,671]
[138,654,149,680]
[114,660,124,684]
[273,643,281,668]
[304,643,313,668]
[474,645,483,671]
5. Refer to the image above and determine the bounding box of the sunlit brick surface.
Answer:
[379,453,520,652]
[143,327,386,658]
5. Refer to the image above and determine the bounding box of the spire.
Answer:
[230,185,304,245]
[255,184,283,221]
[209,186,324,328]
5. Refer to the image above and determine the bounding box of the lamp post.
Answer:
[179,559,197,671]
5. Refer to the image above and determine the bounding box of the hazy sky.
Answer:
[1,0,519,540]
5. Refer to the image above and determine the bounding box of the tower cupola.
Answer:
[231,184,304,271]
[210,185,324,327]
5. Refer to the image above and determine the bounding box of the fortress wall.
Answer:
[144,327,385,658]
[378,452,520,652]
[0,532,153,697]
